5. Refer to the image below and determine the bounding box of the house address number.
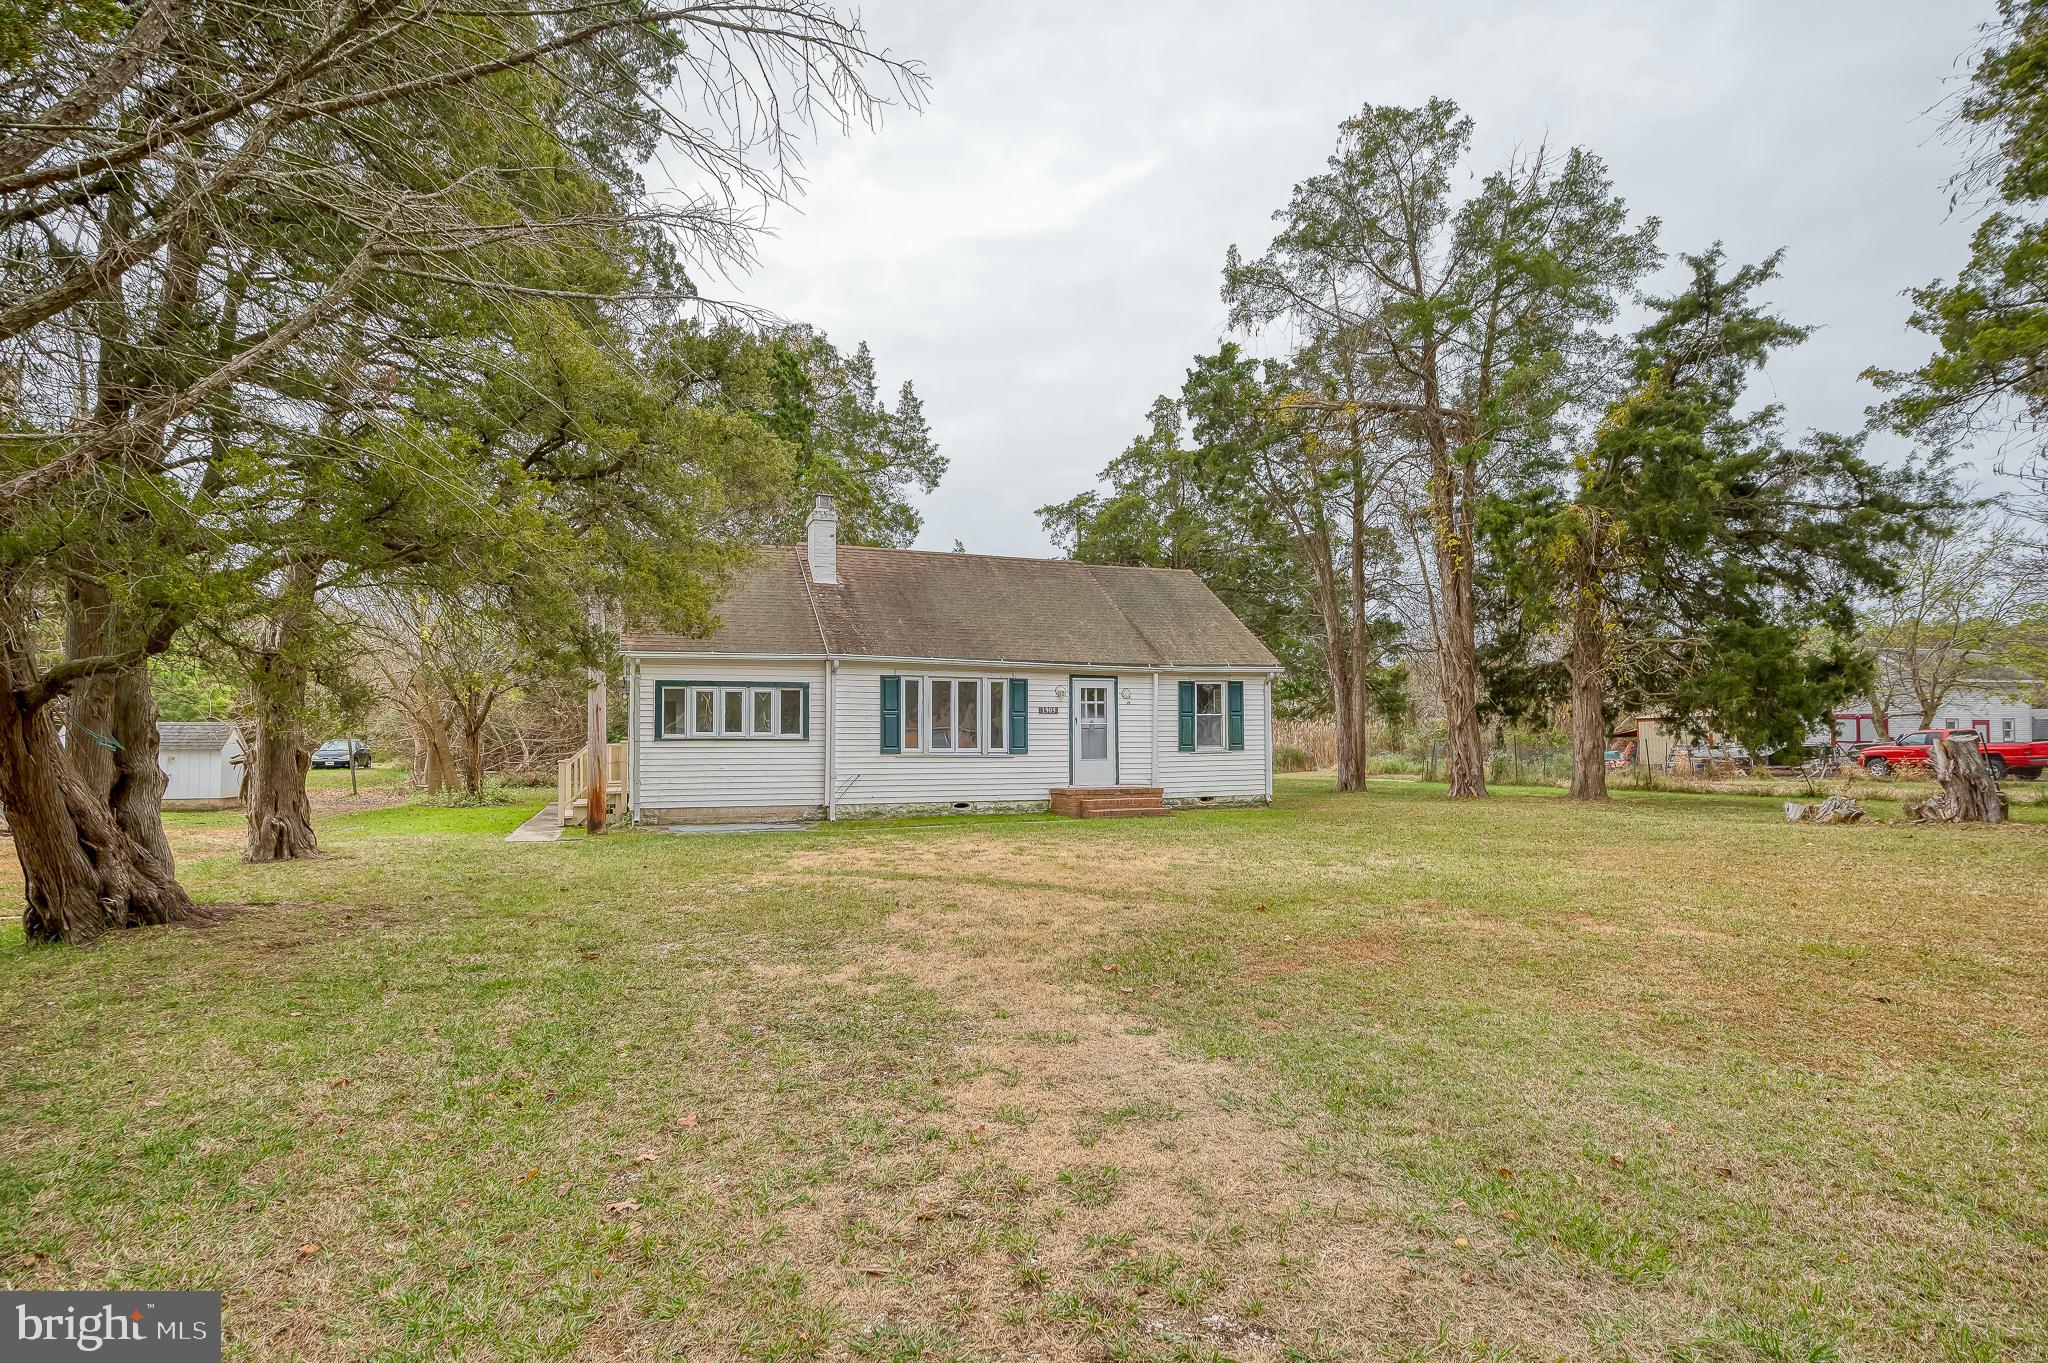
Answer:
[1034,704,1060,715]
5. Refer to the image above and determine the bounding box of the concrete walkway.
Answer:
[505,802,562,842]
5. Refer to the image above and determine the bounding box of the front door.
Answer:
[1070,677,1117,787]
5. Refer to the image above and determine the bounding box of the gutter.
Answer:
[620,647,1283,675]
[824,658,838,821]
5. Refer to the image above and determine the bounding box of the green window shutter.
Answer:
[1177,681,1196,752]
[880,675,901,753]
[1009,678,1028,753]
[1227,680,1245,751]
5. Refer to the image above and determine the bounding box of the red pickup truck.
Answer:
[1856,729,2048,781]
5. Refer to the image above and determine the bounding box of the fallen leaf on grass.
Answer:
[631,1148,660,1166]
[604,1199,640,1218]
[1452,1236,1469,1249]
[297,1242,320,1260]
[517,1167,539,1184]
[329,1078,351,1089]
[677,1113,700,1129]
[1609,1152,1626,1168]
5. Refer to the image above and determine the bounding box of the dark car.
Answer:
[312,739,371,769]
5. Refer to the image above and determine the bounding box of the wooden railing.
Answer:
[557,742,629,825]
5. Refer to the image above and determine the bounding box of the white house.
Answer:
[156,721,246,808]
[1828,680,2048,746]
[619,497,1280,823]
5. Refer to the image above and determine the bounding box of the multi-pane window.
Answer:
[1193,682,1225,750]
[930,678,954,750]
[2002,718,2016,741]
[956,679,978,751]
[898,676,1010,754]
[657,683,806,739]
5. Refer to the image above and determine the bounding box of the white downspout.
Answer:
[1264,675,1274,802]
[626,658,640,824]
[1150,671,1160,785]
[824,657,838,821]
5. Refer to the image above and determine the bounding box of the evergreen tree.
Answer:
[1223,99,1659,798]
[1485,250,1930,797]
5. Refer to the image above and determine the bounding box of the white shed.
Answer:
[157,721,246,807]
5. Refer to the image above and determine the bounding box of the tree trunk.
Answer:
[65,582,181,874]
[1306,535,1363,793]
[1436,567,1488,799]
[1,613,194,943]
[1564,570,1609,801]
[1426,459,1487,800]
[1904,731,2008,824]
[460,712,487,798]
[412,675,457,795]
[244,611,318,862]
[585,651,608,835]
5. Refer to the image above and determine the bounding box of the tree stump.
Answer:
[1902,731,2007,825]
[1784,795,1864,825]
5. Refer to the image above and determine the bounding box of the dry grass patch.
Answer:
[1,782,2043,1361]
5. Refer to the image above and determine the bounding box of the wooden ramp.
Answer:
[1048,785,1170,819]
[557,742,628,826]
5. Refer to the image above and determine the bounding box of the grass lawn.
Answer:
[1,779,2042,1361]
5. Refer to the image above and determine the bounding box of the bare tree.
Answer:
[1862,510,2032,734]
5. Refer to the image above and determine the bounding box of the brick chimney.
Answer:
[805,494,839,585]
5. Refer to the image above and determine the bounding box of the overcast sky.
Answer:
[690,1,1996,555]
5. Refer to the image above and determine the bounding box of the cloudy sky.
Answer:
[688,1,1995,555]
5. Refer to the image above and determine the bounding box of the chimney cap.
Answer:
[808,493,838,517]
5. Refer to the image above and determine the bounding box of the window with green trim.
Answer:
[889,675,1018,755]
[1193,682,1225,751]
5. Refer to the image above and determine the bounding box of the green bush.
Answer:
[412,775,551,808]
[1272,745,1316,773]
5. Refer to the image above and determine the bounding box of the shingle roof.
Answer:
[158,721,237,749]
[622,546,1279,670]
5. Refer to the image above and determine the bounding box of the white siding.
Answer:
[1827,686,2048,743]
[634,659,827,812]
[832,664,1271,807]
[630,658,1277,816]
[1151,675,1271,801]
[158,732,244,801]
[830,663,1077,806]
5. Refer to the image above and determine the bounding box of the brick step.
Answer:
[1050,785,1163,799]
[1050,785,1171,819]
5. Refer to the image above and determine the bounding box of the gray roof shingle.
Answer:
[158,721,237,749]
[623,546,1278,670]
